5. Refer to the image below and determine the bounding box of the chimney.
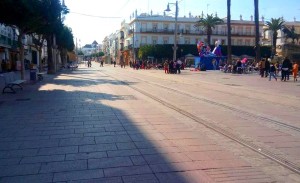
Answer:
[151,10,153,16]
[261,16,265,22]
[250,15,253,21]
[294,17,296,22]
[240,15,243,21]
[189,12,191,18]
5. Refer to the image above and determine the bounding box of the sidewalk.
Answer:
[0,65,287,182]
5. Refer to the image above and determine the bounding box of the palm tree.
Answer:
[282,25,300,44]
[264,18,285,57]
[227,0,232,64]
[254,0,261,62]
[194,14,224,45]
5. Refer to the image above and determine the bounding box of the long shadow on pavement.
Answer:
[0,68,206,182]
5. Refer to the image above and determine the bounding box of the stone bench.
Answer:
[0,72,26,93]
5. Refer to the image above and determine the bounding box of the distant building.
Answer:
[105,11,300,65]
[82,40,101,56]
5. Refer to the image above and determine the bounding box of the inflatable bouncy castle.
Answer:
[194,40,226,70]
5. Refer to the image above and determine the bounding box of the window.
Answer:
[185,24,191,33]
[153,23,158,32]
[231,26,235,34]
[152,36,157,44]
[163,37,169,44]
[237,27,243,35]
[246,27,251,35]
[231,39,235,45]
[245,39,250,46]
[185,38,190,44]
[164,24,169,31]
[237,39,243,45]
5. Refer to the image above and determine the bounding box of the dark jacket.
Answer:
[282,58,290,68]
[270,65,276,72]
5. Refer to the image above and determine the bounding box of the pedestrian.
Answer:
[164,60,169,74]
[292,61,299,82]
[100,60,104,67]
[113,61,116,67]
[169,60,174,74]
[281,57,290,81]
[265,58,270,77]
[87,60,92,67]
[176,59,182,74]
[269,62,277,81]
[259,59,266,77]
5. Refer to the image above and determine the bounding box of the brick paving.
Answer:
[0,64,298,182]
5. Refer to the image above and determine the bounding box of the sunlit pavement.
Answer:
[0,62,299,182]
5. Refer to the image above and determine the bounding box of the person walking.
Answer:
[113,61,116,67]
[259,59,266,77]
[176,59,182,74]
[292,61,299,82]
[164,60,169,74]
[269,63,277,81]
[281,57,290,81]
[265,58,270,77]
[100,60,104,67]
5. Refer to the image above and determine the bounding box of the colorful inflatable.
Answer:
[194,40,226,70]
[212,40,222,56]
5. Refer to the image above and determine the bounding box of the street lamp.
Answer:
[165,0,178,61]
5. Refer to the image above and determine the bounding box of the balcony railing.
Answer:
[135,28,261,37]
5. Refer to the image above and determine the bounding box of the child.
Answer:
[292,62,299,82]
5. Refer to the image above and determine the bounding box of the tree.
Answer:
[282,25,300,44]
[0,0,69,76]
[0,0,44,79]
[264,17,285,57]
[37,0,68,74]
[56,25,74,67]
[227,0,232,64]
[254,0,261,62]
[194,14,224,45]
[31,34,46,72]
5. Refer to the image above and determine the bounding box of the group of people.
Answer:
[258,57,298,82]
[220,59,254,74]
[163,59,183,74]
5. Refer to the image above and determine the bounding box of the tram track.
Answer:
[100,69,300,175]
[106,70,300,133]
[143,71,300,111]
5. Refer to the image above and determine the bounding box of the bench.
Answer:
[37,72,46,81]
[68,63,78,70]
[0,72,26,93]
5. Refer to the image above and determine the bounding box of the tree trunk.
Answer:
[60,48,67,67]
[207,28,211,46]
[18,31,25,80]
[272,33,277,57]
[46,35,55,74]
[38,48,43,72]
[227,0,232,64]
[254,0,261,62]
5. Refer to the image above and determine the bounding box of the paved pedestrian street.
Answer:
[0,63,299,183]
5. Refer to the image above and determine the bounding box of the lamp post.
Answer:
[165,0,178,61]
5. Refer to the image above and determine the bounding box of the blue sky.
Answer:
[64,0,299,46]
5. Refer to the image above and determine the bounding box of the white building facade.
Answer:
[103,11,299,65]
